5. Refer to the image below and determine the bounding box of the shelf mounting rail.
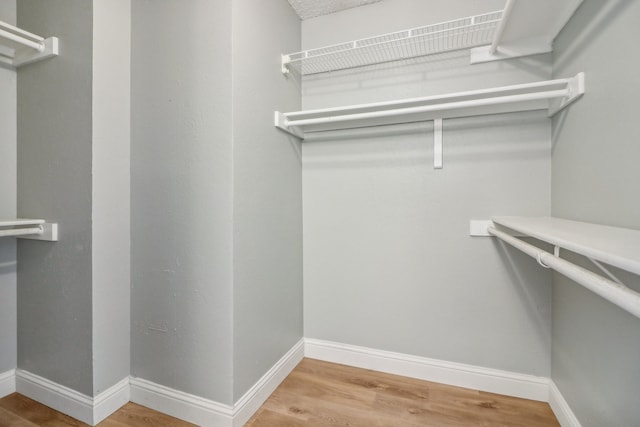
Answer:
[0,219,58,241]
[0,20,58,68]
[275,73,585,168]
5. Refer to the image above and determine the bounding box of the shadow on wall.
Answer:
[301,49,551,102]
[0,243,16,277]
[553,0,631,73]
[302,112,549,170]
[492,238,553,352]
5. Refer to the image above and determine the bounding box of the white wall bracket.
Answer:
[433,118,443,169]
[0,219,59,241]
[0,20,59,68]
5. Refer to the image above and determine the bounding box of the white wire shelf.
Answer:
[0,219,58,241]
[282,10,503,75]
[0,20,58,68]
[470,216,640,320]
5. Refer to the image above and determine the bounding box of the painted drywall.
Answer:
[17,0,94,396]
[92,0,130,395]
[131,0,235,404]
[0,0,17,374]
[231,0,302,401]
[551,1,640,425]
[302,0,554,377]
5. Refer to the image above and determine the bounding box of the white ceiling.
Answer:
[287,0,384,20]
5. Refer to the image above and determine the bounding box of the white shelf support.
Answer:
[0,20,58,68]
[0,219,59,241]
[489,0,516,55]
[433,118,443,169]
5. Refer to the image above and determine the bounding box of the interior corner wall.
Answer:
[550,1,640,425]
[130,0,235,405]
[0,0,17,375]
[92,0,130,395]
[17,0,94,396]
[301,0,554,377]
[231,0,302,401]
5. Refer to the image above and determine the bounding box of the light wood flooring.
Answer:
[246,358,560,426]
[0,358,559,426]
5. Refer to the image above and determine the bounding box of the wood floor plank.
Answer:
[0,407,40,427]
[98,403,196,427]
[247,358,560,426]
[0,394,86,426]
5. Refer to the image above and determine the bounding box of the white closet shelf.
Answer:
[0,219,58,241]
[471,216,640,319]
[0,20,58,68]
[275,73,585,140]
[491,216,640,276]
[282,10,503,75]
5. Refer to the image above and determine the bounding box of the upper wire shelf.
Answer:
[282,10,503,75]
[0,20,58,68]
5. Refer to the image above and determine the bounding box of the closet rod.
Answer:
[488,226,640,320]
[0,226,42,238]
[286,88,569,127]
[0,22,45,51]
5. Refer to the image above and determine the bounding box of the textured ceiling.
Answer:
[287,0,384,20]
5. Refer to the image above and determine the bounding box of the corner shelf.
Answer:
[471,216,640,319]
[0,20,58,68]
[281,10,503,75]
[275,73,585,167]
[0,219,58,241]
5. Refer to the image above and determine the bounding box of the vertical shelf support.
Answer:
[434,118,443,169]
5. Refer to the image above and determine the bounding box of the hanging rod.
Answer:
[488,225,640,320]
[0,219,58,241]
[0,20,58,68]
[275,73,585,168]
[276,73,584,138]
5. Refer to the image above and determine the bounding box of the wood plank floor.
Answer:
[0,393,196,427]
[0,358,560,426]
[246,358,560,427]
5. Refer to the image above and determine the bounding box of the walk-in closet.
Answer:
[0,0,638,426]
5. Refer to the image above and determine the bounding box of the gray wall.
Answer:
[0,0,16,375]
[302,0,554,376]
[131,0,235,404]
[231,0,302,401]
[131,0,303,404]
[92,0,131,395]
[551,1,640,425]
[17,0,94,395]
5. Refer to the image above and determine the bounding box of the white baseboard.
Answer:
[0,369,16,398]
[233,338,305,427]
[8,341,580,427]
[130,376,233,427]
[94,377,131,424]
[130,338,305,427]
[549,380,582,427]
[16,370,129,425]
[304,338,550,402]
